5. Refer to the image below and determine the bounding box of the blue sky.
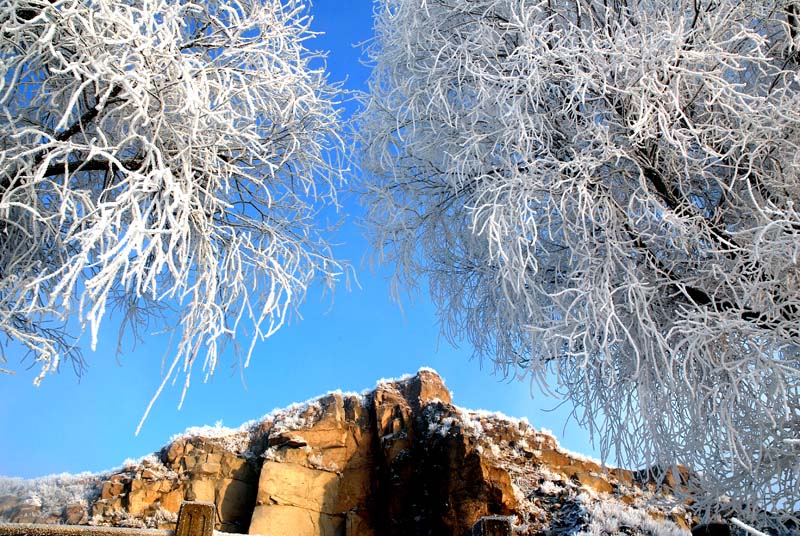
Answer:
[0,1,595,479]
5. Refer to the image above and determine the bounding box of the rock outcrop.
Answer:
[0,369,692,536]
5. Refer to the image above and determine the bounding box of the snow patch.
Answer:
[539,479,565,495]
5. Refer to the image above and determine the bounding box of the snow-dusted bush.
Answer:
[0,0,345,425]
[358,0,800,527]
[577,495,688,536]
[0,473,100,511]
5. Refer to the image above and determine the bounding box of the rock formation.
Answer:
[0,369,692,536]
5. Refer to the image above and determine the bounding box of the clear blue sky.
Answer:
[0,1,595,479]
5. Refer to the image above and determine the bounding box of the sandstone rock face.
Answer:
[252,392,364,530]
[0,369,692,536]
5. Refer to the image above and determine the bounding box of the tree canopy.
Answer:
[0,0,346,423]
[358,0,800,525]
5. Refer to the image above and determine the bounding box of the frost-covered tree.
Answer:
[358,0,800,526]
[0,0,345,419]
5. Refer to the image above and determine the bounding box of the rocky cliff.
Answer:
[0,369,692,536]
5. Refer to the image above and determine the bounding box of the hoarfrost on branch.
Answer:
[358,0,800,525]
[0,0,346,423]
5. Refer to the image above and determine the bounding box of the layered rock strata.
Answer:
[0,370,691,536]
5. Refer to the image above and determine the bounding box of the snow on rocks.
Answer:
[1,369,692,535]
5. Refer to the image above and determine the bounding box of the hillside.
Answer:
[0,369,692,536]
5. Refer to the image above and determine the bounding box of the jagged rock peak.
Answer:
[0,369,692,536]
[375,367,453,407]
